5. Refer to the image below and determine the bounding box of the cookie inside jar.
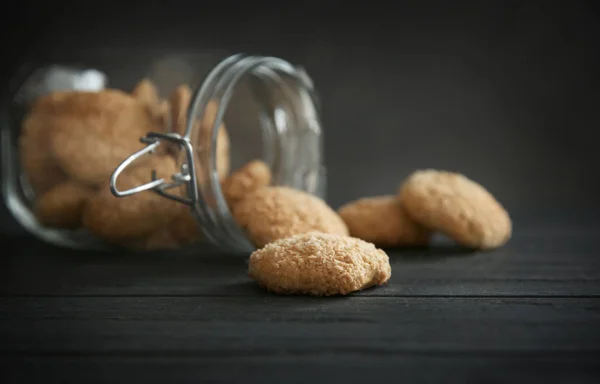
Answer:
[16,76,232,251]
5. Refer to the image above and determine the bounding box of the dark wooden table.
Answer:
[1,224,599,383]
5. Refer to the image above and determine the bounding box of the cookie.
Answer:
[338,195,432,247]
[48,90,162,185]
[166,203,203,245]
[19,92,72,195]
[248,232,391,296]
[232,186,349,248]
[132,78,160,105]
[195,100,231,181]
[132,79,170,133]
[399,169,512,249]
[222,159,272,206]
[35,181,93,229]
[168,84,192,137]
[169,87,230,181]
[82,155,180,240]
[126,226,181,251]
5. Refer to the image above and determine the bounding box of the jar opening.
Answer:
[110,54,325,253]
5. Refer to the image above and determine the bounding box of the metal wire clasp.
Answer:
[109,132,198,206]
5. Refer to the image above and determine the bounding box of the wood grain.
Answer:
[1,228,599,383]
[2,231,599,298]
[1,297,599,354]
[2,355,599,384]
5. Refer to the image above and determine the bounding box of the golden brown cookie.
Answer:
[195,100,231,181]
[168,87,230,181]
[35,181,93,229]
[19,92,71,195]
[151,99,171,135]
[248,232,391,296]
[168,84,192,137]
[222,160,272,206]
[232,186,349,248]
[82,155,180,240]
[127,226,181,251]
[338,195,432,247]
[399,169,512,250]
[166,203,203,245]
[48,90,162,185]
[132,78,160,105]
[132,79,170,134]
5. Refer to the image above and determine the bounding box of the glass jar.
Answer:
[1,49,324,254]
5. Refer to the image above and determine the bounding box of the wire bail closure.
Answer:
[109,132,198,206]
[108,53,322,254]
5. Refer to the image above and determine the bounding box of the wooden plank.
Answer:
[1,297,599,353]
[2,355,600,384]
[2,233,599,297]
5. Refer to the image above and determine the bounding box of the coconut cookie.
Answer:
[338,195,432,247]
[232,186,349,248]
[35,181,94,229]
[399,169,512,250]
[248,232,391,296]
[222,159,272,206]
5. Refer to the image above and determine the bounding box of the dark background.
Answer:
[1,0,599,230]
[1,2,600,382]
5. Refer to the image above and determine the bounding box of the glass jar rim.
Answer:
[110,54,324,253]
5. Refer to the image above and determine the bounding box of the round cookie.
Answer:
[132,79,170,133]
[398,169,512,250]
[19,92,72,195]
[168,84,192,137]
[222,159,272,206]
[124,202,203,251]
[196,100,231,181]
[35,181,93,229]
[166,203,203,246]
[248,232,391,296]
[82,155,180,240]
[132,78,160,105]
[232,186,349,248]
[48,89,162,185]
[338,195,432,247]
[169,87,230,181]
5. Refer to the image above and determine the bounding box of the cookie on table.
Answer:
[248,232,391,296]
[232,186,349,248]
[338,195,432,247]
[398,169,512,250]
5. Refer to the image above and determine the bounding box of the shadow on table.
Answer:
[384,243,478,264]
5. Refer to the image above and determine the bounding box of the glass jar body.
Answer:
[1,49,325,253]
